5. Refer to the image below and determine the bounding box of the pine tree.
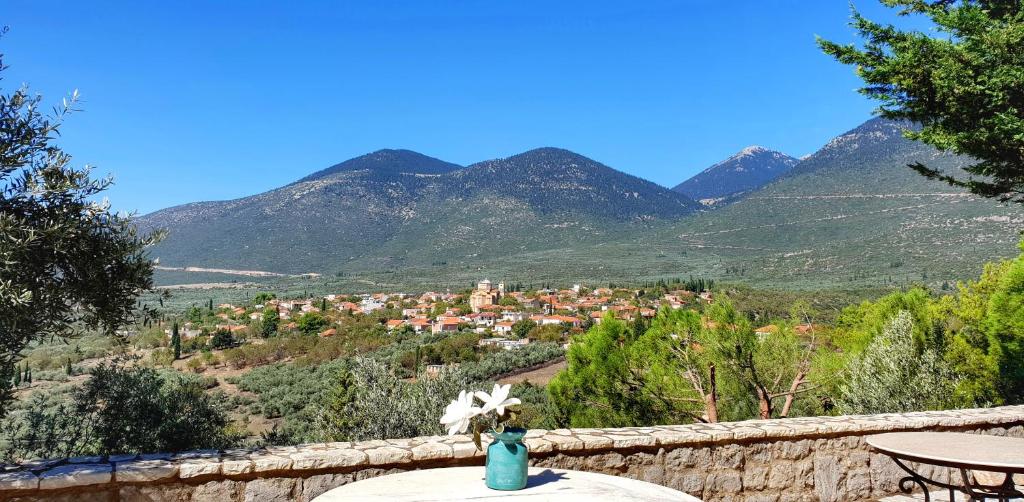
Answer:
[819,1,1024,203]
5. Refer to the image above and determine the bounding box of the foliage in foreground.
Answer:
[549,306,829,428]
[837,311,960,414]
[0,44,159,418]
[316,358,473,442]
[819,0,1024,202]
[550,241,1024,428]
[238,340,565,444]
[0,361,236,462]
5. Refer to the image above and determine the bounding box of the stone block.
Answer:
[576,434,614,449]
[844,467,872,500]
[119,483,194,501]
[221,457,254,476]
[667,470,706,496]
[627,464,665,485]
[584,452,626,472]
[812,454,846,502]
[652,428,708,447]
[243,476,298,502]
[299,473,351,502]
[291,448,367,470]
[773,440,810,460]
[712,444,745,470]
[410,442,452,461]
[39,463,111,490]
[193,479,242,500]
[543,433,585,451]
[767,462,794,489]
[666,447,712,468]
[115,459,177,482]
[869,453,902,496]
[139,453,172,461]
[707,470,743,493]
[451,442,484,459]
[743,465,768,491]
[173,449,219,460]
[178,459,221,478]
[251,454,293,472]
[364,446,413,465]
[0,470,38,491]
[606,433,657,449]
[67,456,104,464]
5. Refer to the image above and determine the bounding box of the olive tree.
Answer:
[837,311,959,414]
[0,40,160,416]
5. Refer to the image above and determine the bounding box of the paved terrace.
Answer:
[0,406,1022,501]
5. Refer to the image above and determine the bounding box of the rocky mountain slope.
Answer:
[633,117,1022,288]
[138,148,700,274]
[141,119,1021,290]
[672,146,799,204]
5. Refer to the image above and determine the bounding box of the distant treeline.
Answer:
[620,276,714,293]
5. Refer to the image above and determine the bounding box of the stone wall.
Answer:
[1,406,1022,501]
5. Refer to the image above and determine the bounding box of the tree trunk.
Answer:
[757,387,771,419]
[779,370,807,418]
[705,363,719,423]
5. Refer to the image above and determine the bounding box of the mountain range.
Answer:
[139,147,700,275]
[138,118,1021,290]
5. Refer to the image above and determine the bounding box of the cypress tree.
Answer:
[172,321,182,360]
[632,310,646,338]
[65,358,73,376]
[13,367,20,387]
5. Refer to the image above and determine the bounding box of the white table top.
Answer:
[867,432,1024,472]
[314,466,702,501]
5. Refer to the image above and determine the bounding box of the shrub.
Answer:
[209,329,236,350]
[316,358,473,442]
[74,361,238,455]
[837,311,961,414]
[0,361,238,461]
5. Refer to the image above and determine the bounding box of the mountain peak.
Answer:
[673,146,799,203]
[508,147,588,161]
[737,145,770,157]
[786,117,920,178]
[296,149,463,183]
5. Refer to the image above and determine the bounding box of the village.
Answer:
[177,279,720,351]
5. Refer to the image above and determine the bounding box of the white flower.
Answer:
[439,390,481,436]
[474,383,521,416]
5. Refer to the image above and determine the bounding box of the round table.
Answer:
[867,432,1024,501]
[314,466,702,501]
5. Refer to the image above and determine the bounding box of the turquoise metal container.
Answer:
[484,427,529,490]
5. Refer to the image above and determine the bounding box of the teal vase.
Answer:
[484,427,529,490]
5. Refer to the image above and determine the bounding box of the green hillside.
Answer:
[630,119,1022,288]
[138,148,700,275]
[142,119,1022,291]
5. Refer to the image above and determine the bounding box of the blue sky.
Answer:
[2,1,924,214]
